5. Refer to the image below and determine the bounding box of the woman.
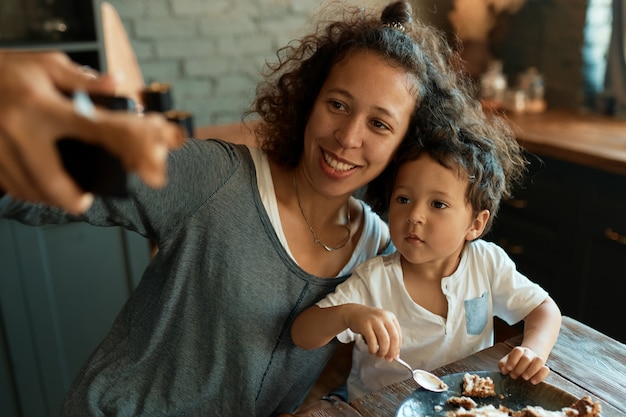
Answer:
[0,1,474,415]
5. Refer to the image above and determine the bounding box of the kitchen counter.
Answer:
[505,110,626,176]
[195,121,257,146]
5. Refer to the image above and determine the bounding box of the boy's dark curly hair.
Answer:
[247,0,473,169]
[366,108,527,236]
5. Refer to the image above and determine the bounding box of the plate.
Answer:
[396,371,578,416]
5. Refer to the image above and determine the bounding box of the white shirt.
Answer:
[317,239,549,400]
[249,146,389,276]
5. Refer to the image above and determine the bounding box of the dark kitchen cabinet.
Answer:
[0,220,149,417]
[487,154,626,343]
[576,168,626,339]
[0,2,132,416]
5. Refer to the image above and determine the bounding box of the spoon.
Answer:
[396,357,448,392]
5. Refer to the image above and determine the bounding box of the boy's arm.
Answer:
[520,296,562,359]
[498,296,562,384]
[291,305,351,349]
[291,304,402,361]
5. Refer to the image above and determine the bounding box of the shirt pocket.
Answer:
[464,292,488,335]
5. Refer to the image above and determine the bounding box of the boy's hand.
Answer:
[498,346,550,384]
[344,305,402,362]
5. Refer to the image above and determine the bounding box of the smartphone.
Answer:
[56,94,137,197]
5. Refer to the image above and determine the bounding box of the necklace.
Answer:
[293,174,351,252]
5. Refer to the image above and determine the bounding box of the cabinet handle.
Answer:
[604,228,626,245]
[497,239,525,255]
[507,245,525,255]
[505,198,528,209]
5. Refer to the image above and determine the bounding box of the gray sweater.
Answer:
[0,139,389,416]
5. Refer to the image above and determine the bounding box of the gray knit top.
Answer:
[0,139,391,416]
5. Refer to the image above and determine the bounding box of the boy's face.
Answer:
[388,153,488,273]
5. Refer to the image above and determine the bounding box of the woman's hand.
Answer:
[0,50,185,214]
[498,346,550,384]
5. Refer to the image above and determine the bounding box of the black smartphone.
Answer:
[56,94,137,197]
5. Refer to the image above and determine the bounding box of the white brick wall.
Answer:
[106,0,384,127]
[105,0,612,124]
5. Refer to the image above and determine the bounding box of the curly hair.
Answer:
[366,110,528,236]
[247,0,471,169]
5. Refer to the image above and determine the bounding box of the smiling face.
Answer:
[388,153,489,275]
[300,50,417,197]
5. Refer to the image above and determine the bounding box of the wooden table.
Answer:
[318,316,626,417]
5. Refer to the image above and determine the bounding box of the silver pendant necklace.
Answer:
[293,174,351,252]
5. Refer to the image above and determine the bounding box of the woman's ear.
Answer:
[466,209,490,241]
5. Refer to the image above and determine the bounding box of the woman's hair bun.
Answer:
[381,1,413,28]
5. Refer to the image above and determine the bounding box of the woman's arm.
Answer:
[520,296,562,359]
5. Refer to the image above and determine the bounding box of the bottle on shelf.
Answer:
[480,60,507,110]
[519,67,547,113]
[141,82,194,137]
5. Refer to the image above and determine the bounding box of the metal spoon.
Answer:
[396,357,448,392]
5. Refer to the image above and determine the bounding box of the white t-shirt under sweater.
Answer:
[249,146,388,276]
[317,239,549,401]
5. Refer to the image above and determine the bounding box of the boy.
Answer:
[291,124,562,401]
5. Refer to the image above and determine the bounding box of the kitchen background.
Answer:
[98,0,613,126]
[104,0,615,126]
[0,0,617,126]
[0,1,624,417]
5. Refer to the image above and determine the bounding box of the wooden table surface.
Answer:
[318,316,626,417]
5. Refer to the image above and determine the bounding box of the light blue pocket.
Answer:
[464,292,488,335]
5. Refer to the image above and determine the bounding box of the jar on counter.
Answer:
[141,82,194,137]
[480,60,507,107]
[518,67,546,113]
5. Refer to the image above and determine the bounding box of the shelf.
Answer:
[1,41,101,53]
[0,0,105,71]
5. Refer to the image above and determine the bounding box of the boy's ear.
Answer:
[466,209,490,241]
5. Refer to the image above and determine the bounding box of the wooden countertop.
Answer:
[195,121,257,146]
[505,110,626,176]
[195,110,626,176]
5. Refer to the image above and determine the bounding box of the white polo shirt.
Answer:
[317,239,549,400]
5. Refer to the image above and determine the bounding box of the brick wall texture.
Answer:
[106,0,380,127]
[106,0,609,127]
